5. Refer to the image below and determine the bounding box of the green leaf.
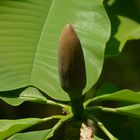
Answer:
[7,129,53,140]
[0,118,43,140]
[114,16,140,51]
[105,0,140,57]
[0,0,110,101]
[96,82,119,96]
[116,104,140,118]
[94,89,140,103]
[0,87,47,106]
[87,104,140,118]
[43,129,54,140]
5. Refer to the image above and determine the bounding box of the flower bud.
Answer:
[58,24,86,99]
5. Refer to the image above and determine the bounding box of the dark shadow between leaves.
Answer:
[49,120,82,140]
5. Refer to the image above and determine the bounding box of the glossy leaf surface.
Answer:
[94,89,140,103]
[8,129,53,140]
[116,104,140,118]
[0,0,110,101]
[0,118,43,140]
[0,87,47,106]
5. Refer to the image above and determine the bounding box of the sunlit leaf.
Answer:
[116,104,140,118]
[0,118,44,140]
[7,129,53,140]
[105,0,140,57]
[0,87,47,106]
[0,0,110,101]
[94,89,140,103]
[87,104,140,118]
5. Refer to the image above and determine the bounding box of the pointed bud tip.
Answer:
[58,24,86,96]
[63,24,75,35]
[65,24,72,28]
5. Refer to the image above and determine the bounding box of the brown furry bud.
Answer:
[58,24,86,98]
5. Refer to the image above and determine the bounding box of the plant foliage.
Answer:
[0,0,139,140]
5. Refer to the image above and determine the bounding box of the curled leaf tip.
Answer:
[58,24,86,99]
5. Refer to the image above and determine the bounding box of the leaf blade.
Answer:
[0,87,47,106]
[7,129,53,140]
[116,104,140,118]
[95,89,140,103]
[0,118,43,140]
[0,0,110,101]
[87,104,140,118]
[105,0,140,57]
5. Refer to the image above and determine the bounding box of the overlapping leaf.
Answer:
[87,104,140,119]
[8,129,104,140]
[7,129,53,140]
[0,87,47,106]
[116,104,140,118]
[94,89,140,103]
[105,0,140,57]
[85,89,140,106]
[0,118,44,140]
[96,82,119,96]
[0,0,110,101]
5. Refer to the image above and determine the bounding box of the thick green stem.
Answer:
[46,99,69,109]
[71,96,84,120]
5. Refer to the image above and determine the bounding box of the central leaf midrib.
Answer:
[29,0,56,84]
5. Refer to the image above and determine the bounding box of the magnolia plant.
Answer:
[0,0,140,140]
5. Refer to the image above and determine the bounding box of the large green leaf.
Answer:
[84,89,140,107]
[105,0,140,57]
[8,128,103,140]
[116,104,140,118]
[0,118,43,140]
[0,87,47,106]
[94,89,140,103]
[114,16,140,51]
[0,0,110,101]
[96,82,119,96]
[87,104,140,118]
[7,129,53,140]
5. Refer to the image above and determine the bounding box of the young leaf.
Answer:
[0,0,110,101]
[0,87,47,106]
[7,129,53,140]
[105,0,140,57]
[0,118,44,140]
[96,83,119,96]
[116,104,140,118]
[90,90,140,104]
[84,89,140,107]
[87,104,140,118]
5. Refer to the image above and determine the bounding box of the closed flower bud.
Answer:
[58,24,86,99]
